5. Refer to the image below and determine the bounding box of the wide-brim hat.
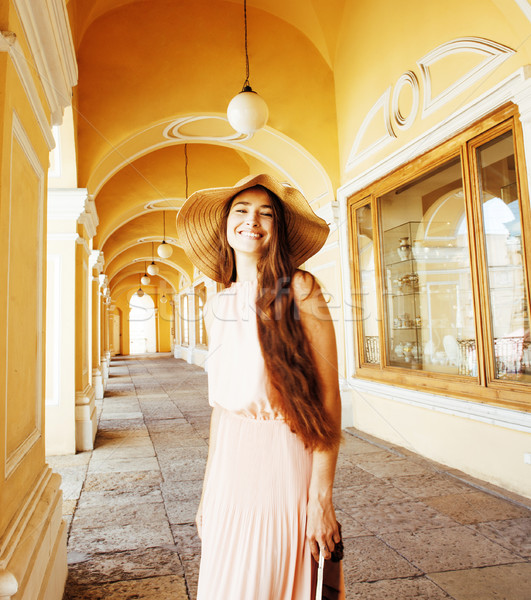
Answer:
[176,173,329,282]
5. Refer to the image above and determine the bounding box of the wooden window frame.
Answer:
[180,294,189,347]
[347,104,531,412]
[194,283,208,348]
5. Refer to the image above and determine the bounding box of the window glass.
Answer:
[356,204,380,364]
[477,131,531,382]
[379,157,477,375]
[181,295,189,346]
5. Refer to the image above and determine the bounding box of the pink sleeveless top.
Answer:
[206,280,280,419]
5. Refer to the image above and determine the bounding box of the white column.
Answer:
[46,190,86,455]
[45,189,99,454]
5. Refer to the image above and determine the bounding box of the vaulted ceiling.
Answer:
[65,0,345,297]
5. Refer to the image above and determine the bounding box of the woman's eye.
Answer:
[262,213,273,218]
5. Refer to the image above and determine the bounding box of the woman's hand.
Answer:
[306,493,341,562]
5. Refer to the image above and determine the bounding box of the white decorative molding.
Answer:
[6,111,44,478]
[79,196,99,239]
[0,466,50,567]
[391,70,420,130]
[13,0,77,125]
[345,87,395,171]
[339,67,530,199]
[316,201,340,233]
[418,37,515,118]
[164,115,251,142]
[0,32,55,149]
[345,37,516,172]
[348,378,531,434]
[513,0,531,23]
[47,188,87,221]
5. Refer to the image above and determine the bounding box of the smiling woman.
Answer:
[176,173,344,599]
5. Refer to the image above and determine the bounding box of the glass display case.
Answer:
[383,222,423,368]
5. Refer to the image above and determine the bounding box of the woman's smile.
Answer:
[227,188,273,255]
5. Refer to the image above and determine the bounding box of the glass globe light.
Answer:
[137,288,144,298]
[141,275,150,286]
[227,86,268,135]
[160,294,167,304]
[157,241,173,258]
[147,262,159,276]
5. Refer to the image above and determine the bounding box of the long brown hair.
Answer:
[218,186,340,450]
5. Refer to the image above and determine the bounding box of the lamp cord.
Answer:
[184,144,189,198]
[243,0,250,90]
[163,211,166,242]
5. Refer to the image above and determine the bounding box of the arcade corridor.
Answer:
[50,355,531,600]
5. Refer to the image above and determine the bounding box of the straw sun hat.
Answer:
[176,174,329,283]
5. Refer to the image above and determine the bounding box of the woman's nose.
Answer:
[245,212,259,226]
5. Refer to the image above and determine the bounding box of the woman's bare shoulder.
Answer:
[292,270,320,305]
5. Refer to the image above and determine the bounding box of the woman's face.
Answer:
[226,187,274,258]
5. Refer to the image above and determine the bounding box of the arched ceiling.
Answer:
[65,0,343,301]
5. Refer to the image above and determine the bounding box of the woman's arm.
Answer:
[293,271,342,562]
[196,405,221,538]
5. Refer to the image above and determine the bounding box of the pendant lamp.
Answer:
[141,261,151,286]
[147,242,159,275]
[157,211,173,258]
[227,0,268,135]
[160,294,167,304]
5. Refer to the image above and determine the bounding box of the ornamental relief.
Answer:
[346,37,515,171]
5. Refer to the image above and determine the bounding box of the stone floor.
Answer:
[48,354,531,599]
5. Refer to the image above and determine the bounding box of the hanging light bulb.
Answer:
[137,287,144,298]
[147,262,159,276]
[148,242,159,275]
[157,211,173,258]
[141,261,151,286]
[160,294,167,304]
[227,0,268,135]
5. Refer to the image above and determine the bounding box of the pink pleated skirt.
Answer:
[197,409,314,600]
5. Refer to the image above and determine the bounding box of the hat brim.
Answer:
[176,174,329,283]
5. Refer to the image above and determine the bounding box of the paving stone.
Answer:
[471,517,531,558]
[77,488,163,507]
[384,472,473,498]
[333,464,378,488]
[429,563,531,600]
[91,444,156,461]
[354,452,434,478]
[181,557,200,599]
[66,546,184,585]
[349,576,453,599]
[334,509,371,538]
[62,355,531,599]
[87,456,160,474]
[422,491,531,524]
[68,518,174,554]
[83,470,162,493]
[342,535,420,584]
[64,575,188,600]
[97,418,146,431]
[382,525,525,572]
[52,466,88,501]
[347,499,457,534]
[171,523,202,559]
[334,481,410,509]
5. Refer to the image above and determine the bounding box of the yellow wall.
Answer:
[334,0,531,182]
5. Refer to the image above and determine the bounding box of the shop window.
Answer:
[180,294,189,347]
[195,284,207,347]
[349,107,530,409]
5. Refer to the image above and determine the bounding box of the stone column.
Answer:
[46,189,99,453]
[90,251,104,400]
